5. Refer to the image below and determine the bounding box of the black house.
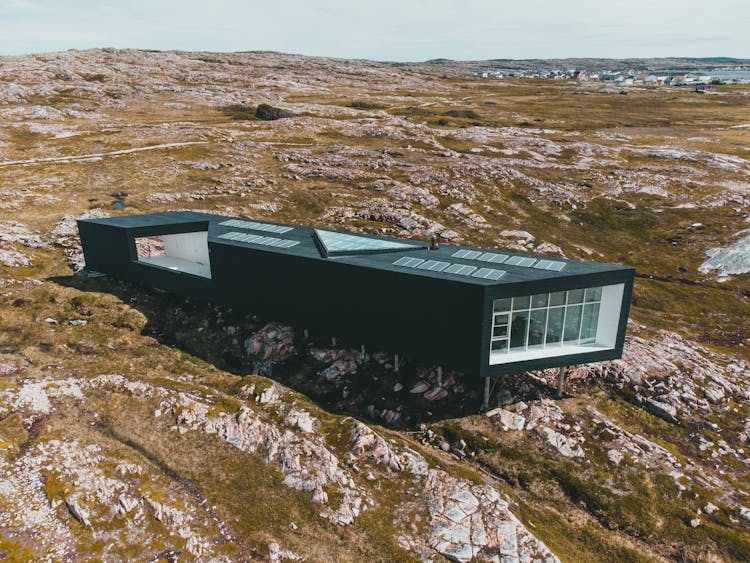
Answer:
[78,211,634,402]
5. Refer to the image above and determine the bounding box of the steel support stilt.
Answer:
[556,366,567,398]
[481,376,491,411]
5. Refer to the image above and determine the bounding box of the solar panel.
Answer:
[477,252,508,264]
[217,231,299,249]
[504,256,524,266]
[471,267,505,280]
[534,259,553,269]
[517,257,537,267]
[452,249,482,260]
[530,258,566,271]
[417,260,450,272]
[219,219,293,234]
[393,256,425,268]
[444,263,477,276]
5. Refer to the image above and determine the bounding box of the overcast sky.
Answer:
[0,0,747,61]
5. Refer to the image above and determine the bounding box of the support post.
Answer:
[556,366,567,398]
[303,329,309,340]
[331,336,337,347]
[394,353,400,373]
[360,345,366,361]
[481,376,491,411]
[436,366,443,387]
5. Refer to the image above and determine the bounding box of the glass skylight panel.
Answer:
[452,249,482,259]
[315,229,422,256]
[517,257,537,267]
[477,252,508,264]
[546,261,566,271]
[219,219,293,234]
[504,256,525,266]
[444,263,477,276]
[417,260,450,272]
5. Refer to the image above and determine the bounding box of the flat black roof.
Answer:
[82,211,631,286]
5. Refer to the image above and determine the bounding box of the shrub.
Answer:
[222,104,256,120]
[350,100,384,110]
[444,109,480,119]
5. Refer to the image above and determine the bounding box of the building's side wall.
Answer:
[478,269,635,377]
[209,242,485,374]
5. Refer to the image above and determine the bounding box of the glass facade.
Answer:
[491,287,603,355]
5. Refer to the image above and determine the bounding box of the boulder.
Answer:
[255,103,294,120]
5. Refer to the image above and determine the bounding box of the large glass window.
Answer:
[510,312,529,350]
[490,286,604,355]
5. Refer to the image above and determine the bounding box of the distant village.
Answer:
[472,67,750,87]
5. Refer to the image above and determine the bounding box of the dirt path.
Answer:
[0,141,208,168]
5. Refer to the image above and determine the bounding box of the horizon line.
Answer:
[1,47,750,65]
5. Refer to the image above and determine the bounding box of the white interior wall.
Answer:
[163,232,210,266]
[595,283,624,348]
[136,231,212,278]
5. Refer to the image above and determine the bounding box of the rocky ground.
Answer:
[0,49,749,561]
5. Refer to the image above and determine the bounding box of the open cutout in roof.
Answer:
[313,228,428,257]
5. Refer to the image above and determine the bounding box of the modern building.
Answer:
[78,211,635,404]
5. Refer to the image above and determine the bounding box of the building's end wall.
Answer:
[77,217,214,299]
[135,232,212,279]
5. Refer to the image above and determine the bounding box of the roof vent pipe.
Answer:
[430,235,439,250]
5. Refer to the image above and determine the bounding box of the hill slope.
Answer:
[0,49,749,561]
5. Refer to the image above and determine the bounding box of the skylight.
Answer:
[314,228,427,257]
